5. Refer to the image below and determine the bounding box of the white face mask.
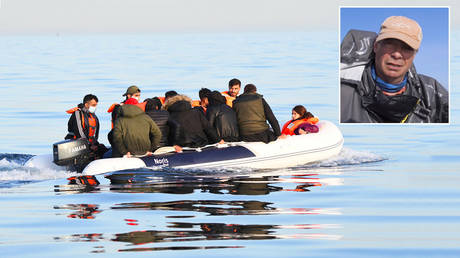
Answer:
[88,106,97,113]
[133,96,140,101]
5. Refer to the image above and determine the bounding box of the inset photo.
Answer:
[339,7,449,123]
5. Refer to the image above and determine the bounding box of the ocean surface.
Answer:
[1,32,459,257]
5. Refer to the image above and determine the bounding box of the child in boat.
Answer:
[281,105,319,136]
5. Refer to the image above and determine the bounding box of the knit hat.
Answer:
[375,16,422,50]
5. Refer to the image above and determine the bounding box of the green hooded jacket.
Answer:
[112,104,162,157]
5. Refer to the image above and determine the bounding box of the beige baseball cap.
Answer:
[375,16,423,50]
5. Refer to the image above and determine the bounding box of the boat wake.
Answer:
[0,153,73,187]
[310,147,386,167]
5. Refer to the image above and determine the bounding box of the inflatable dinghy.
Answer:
[80,120,343,176]
[25,120,343,176]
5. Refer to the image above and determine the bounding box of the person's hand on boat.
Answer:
[123,152,132,158]
[145,151,153,156]
[298,128,307,135]
[278,134,288,139]
[174,145,183,153]
[218,139,225,144]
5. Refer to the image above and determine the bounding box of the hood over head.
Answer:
[207,91,227,106]
[163,94,193,112]
[341,29,378,66]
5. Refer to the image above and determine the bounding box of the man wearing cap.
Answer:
[112,97,162,158]
[123,85,141,101]
[340,16,448,123]
[107,85,146,145]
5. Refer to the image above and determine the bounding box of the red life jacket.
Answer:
[66,107,99,143]
[107,102,146,113]
[281,117,319,136]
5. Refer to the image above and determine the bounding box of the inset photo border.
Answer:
[339,7,449,124]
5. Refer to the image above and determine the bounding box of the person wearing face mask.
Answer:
[65,94,108,159]
[107,85,147,145]
[111,97,162,158]
[340,16,448,123]
[108,85,145,126]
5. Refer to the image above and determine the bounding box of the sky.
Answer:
[0,0,458,34]
[0,0,339,34]
[340,7,449,88]
[0,0,454,88]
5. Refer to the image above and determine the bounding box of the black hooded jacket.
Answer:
[145,110,180,147]
[340,30,449,123]
[164,95,219,147]
[206,91,239,142]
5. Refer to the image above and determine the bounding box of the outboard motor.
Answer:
[53,138,91,172]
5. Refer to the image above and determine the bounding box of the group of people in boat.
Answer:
[65,78,319,160]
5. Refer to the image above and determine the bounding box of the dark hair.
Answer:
[165,90,178,99]
[229,78,241,88]
[243,84,257,94]
[293,105,314,120]
[199,88,211,100]
[207,91,227,106]
[145,97,162,111]
[83,94,98,104]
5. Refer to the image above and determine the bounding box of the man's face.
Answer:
[127,92,141,100]
[373,38,416,84]
[201,97,209,107]
[84,99,98,109]
[229,84,240,97]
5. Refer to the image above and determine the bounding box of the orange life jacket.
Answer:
[281,117,319,136]
[158,97,165,105]
[191,100,201,107]
[191,100,207,115]
[221,91,236,107]
[66,107,98,143]
[136,101,147,111]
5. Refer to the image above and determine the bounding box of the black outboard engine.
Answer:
[53,138,91,172]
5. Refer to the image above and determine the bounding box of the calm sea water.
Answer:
[1,32,460,257]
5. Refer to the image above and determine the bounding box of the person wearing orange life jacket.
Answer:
[112,97,162,158]
[281,105,319,137]
[65,94,108,159]
[107,85,146,125]
[221,78,241,107]
[107,85,147,145]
